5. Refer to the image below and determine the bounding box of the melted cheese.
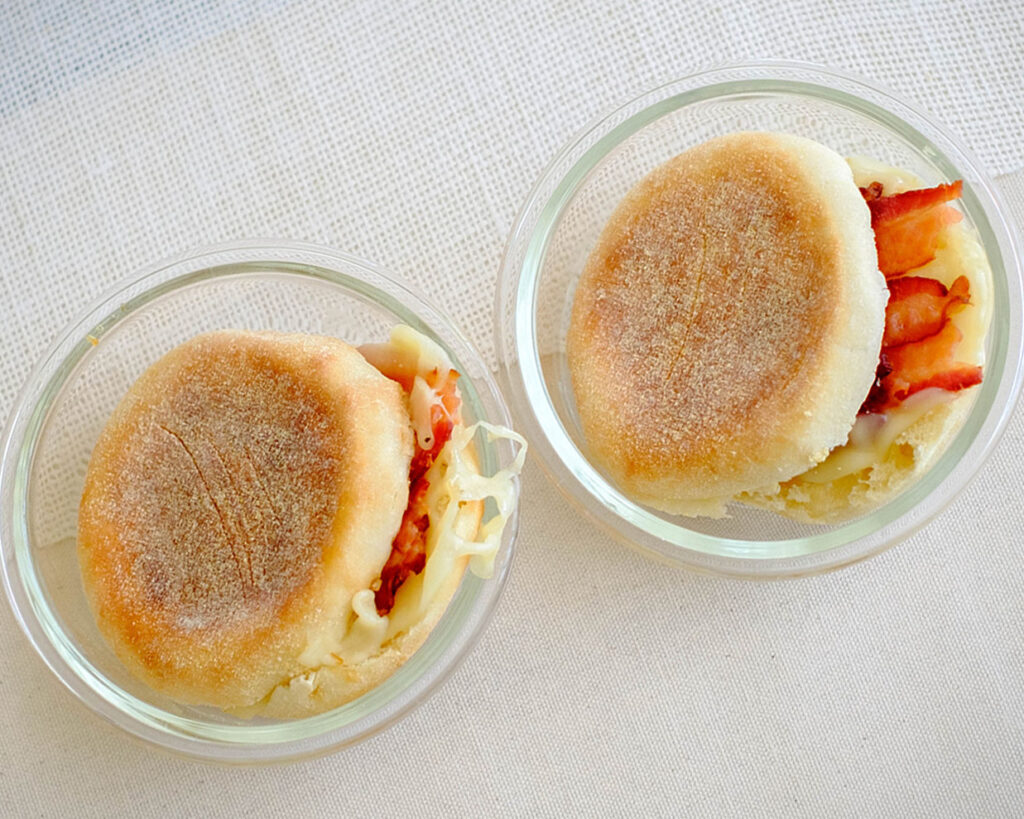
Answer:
[846,156,921,195]
[796,388,954,484]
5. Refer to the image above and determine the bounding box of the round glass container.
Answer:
[496,61,1023,576]
[1,240,522,762]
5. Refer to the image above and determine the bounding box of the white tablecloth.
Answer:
[2,1,1022,815]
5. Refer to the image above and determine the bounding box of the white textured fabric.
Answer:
[1,1,1023,815]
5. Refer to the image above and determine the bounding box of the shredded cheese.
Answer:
[298,326,526,674]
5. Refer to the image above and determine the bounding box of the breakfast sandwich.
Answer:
[78,326,524,717]
[567,132,987,522]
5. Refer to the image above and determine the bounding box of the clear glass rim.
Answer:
[497,60,1024,576]
[0,239,522,763]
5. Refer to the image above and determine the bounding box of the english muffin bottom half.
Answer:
[567,132,888,516]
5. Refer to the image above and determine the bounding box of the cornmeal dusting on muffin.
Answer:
[84,339,344,635]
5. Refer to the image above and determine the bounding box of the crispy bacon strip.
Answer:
[860,275,979,414]
[868,180,963,277]
[374,368,461,616]
[854,177,981,414]
[883,275,971,347]
[374,480,430,615]
[862,321,982,413]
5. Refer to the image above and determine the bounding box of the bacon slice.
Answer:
[374,367,461,616]
[883,275,971,347]
[855,176,982,414]
[868,320,982,412]
[867,180,963,277]
[374,479,430,615]
[860,272,981,414]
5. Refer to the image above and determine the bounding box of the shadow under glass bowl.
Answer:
[496,61,1023,577]
[1,240,522,763]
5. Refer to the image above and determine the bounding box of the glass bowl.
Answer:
[496,61,1023,577]
[0,240,522,763]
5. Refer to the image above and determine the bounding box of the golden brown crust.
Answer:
[78,331,413,709]
[567,132,887,513]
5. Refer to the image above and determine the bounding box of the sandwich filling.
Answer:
[740,157,990,517]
